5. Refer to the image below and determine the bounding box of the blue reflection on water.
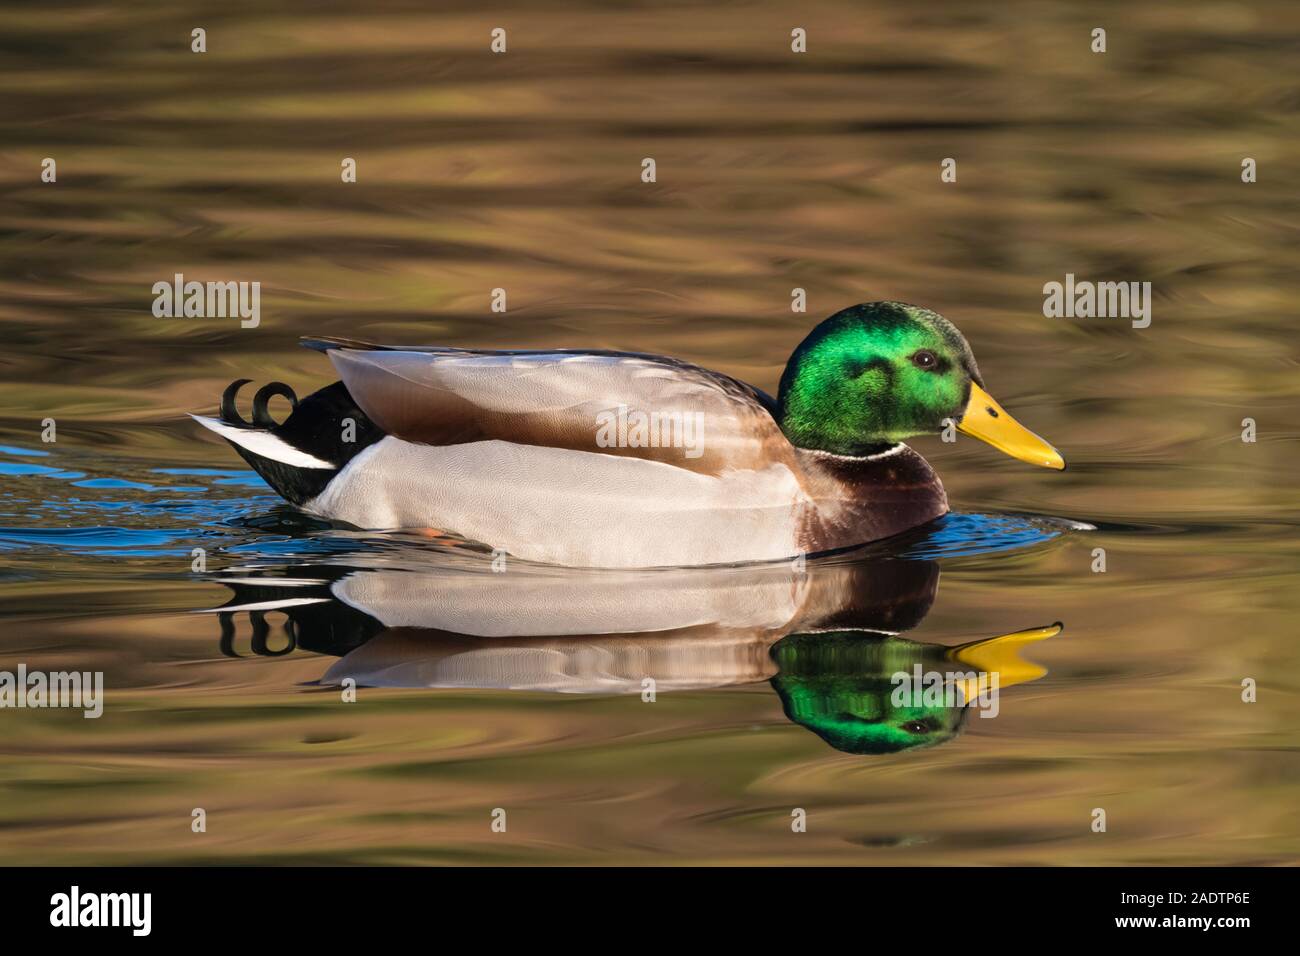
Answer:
[896,511,1089,560]
[0,443,1087,563]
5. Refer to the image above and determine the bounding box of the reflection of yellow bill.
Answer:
[946,622,1064,699]
[958,382,1065,470]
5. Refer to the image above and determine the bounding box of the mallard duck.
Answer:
[193,301,1064,567]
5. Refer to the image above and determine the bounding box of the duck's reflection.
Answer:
[205,555,1060,755]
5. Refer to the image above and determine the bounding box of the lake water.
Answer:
[0,0,1296,864]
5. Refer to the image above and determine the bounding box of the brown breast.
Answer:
[793,444,948,554]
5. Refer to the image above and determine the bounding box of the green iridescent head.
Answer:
[769,631,968,755]
[777,302,982,455]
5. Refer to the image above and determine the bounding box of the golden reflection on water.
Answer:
[0,1,1297,864]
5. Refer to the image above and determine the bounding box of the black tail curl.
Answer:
[210,377,386,506]
[220,379,299,428]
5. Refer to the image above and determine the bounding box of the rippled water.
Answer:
[1,1,1297,864]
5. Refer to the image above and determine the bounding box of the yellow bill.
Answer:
[958,382,1065,470]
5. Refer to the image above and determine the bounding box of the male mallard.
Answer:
[193,301,1063,567]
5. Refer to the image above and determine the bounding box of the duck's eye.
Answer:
[911,349,939,370]
[901,720,931,735]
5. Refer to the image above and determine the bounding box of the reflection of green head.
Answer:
[770,631,969,755]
